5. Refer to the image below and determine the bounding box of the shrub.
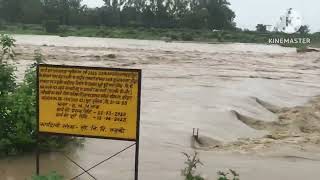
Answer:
[0,34,16,155]
[6,64,38,153]
[169,34,179,40]
[44,20,60,33]
[181,33,194,41]
[96,29,110,37]
[206,32,218,39]
[181,152,240,180]
[0,63,15,93]
[22,24,29,30]
[58,26,69,37]
[125,29,136,35]
[34,49,45,64]
[28,24,44,31]
[59,25,68,32]
[0,34,16,63]
[0,49,80,156]
[217,33,224,42]
[0,63,16,155]
[181,152,204,180]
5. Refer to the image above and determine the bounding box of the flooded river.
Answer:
[1,35,320,180]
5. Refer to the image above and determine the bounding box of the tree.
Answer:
[121,6,138,26]
[206,0,236,30]
[256,24,267,32]
[41,0,85,25]
[298,25,310,34]
[0,0,24,23]
[20,0,44,24]
[0,0,237,30]
[141,5,155,27]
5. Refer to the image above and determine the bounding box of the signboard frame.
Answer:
[36,64,142,179]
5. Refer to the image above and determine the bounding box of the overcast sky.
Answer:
[82,0,320,32]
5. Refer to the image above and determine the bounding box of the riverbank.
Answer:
[1,24,320,48]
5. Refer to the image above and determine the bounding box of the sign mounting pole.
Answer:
[36,65,40,175]
[134,71,142,180]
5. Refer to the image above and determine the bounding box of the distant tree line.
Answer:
[256,24,311,34]
[0,0,236,30]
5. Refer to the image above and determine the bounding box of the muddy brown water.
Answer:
[1,35,320,180]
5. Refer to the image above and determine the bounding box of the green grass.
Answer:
[0,24,47,35]
[31,172,63,180]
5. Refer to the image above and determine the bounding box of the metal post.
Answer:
[36,136,40,175]
[134,139,140,180]
[134,70,142,180]
[36,65,40,175]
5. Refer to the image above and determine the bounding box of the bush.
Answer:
[6,65,38,153]
[0,34,16,63]
[96,29,110,37]
[0,63,15,93]
[181,152,204,180]
[181,33,194,41]
[169,34,179,40]
[22,24,29,30]
[58,26,69,37]
[181,152,240,180]
[0,49,80,156]
[44,20,60,33]
[0,64,16,155]
[59,25,68,32]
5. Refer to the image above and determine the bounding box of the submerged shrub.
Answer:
[181,152,240,180]
[0,34,16,63]
[181,152,204,180]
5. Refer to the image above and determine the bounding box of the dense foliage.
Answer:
[0,62,76,155]
[0,35,78,156]
[0,63,15,155]
[0,34,15,63]
[0,0,236,30]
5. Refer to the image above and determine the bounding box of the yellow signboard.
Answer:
[37,64,141,141]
